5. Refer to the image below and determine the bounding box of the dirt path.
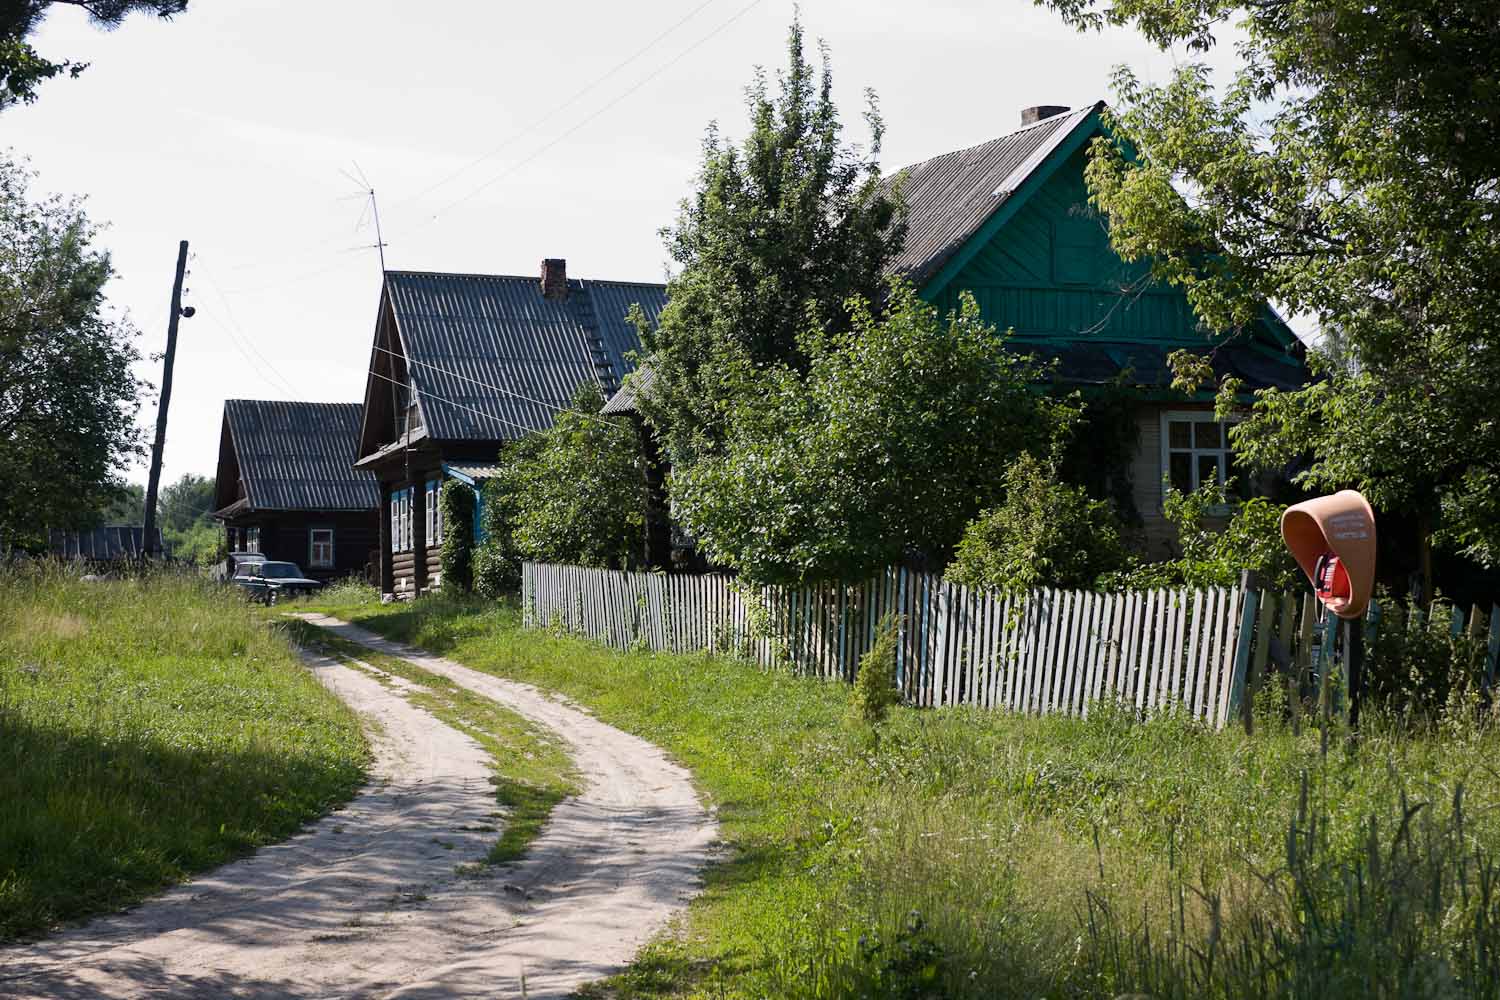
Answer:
[1,617,717,999]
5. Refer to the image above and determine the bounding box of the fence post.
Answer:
[1228,573,1261,733]
[1488,605,1500,689]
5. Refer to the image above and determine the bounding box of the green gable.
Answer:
[892,108,1306,392]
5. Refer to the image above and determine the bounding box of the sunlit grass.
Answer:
[0,564,367,942]
[300,589,1500,998]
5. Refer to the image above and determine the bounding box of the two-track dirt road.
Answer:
[1,616,717,999]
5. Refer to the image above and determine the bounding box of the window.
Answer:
[246,526,261,553]
[1160,411,1246,502]
[390,488,413,552]
[426,479,442,546]
[309,528,334,568]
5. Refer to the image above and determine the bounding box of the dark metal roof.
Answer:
[888,105,1098,286]
[1031,340,1307,391]
[223,400,379,511]
[49,524,164,560]
[383,271,666,443]
[601,361,656,417]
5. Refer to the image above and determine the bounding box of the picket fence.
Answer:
[522,563,1500,728]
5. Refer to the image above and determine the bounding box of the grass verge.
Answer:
[294,587,1500,998]
[0,566,367,942]
[285,620,578,866]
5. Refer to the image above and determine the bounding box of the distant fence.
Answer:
[521,563,1500,729]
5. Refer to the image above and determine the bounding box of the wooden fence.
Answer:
[524,563,1267,725]
[523,563,1500,728]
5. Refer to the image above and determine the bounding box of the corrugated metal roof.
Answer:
[224,400,379,511]
[48,524,164,560]
[444,461,505,481]
[601,361,656,416]
[384,271,666,443]
[887,105,1098,285]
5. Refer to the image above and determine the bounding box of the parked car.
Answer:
[232,560,323,604]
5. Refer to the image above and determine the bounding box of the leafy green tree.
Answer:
[102,482,144,523]
[672,285,1066,585]
[157,473,213,533]
[2,1,189,110]
[0,155,142,550]
[472,437,538,599]
[1033,0,1500,599]
[948,451,1131,595]
[505,383,646,570]
[163,518,221,566]
[438,479,474,593]
[636,16,906,466]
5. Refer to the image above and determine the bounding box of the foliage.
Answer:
[502,382,646,571]
[102,482,144,523]
[1366,594,1489,720]
[636,16,906,467]
[0,565,365,940]
[1,1,188,110]
[672,285,1065,584]
[0,155,142,550]
[156,473,213,533]
[1032,0,1500,588]
[473,453,530,600]
[948,451,1131,594]
[1109,479,1299,591]
[1054,378,1143,526]
[438,479,475,593]
[313,590,1500,1000]
[163,517,221,566]
[848,613,900,728]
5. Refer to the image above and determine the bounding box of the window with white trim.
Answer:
[309,528,334,568]
[246,526,260,553]
[390,488,414,552]
[1160,411,1247,501]
[425,479,442,546]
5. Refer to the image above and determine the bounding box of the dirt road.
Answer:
[1,616,717,999]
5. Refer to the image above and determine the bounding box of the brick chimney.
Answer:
[540,258,568,300]
[1021,105,1070,126]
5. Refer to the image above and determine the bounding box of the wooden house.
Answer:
[212,400,380,580]
[354,259,666,597]
[608,102,1309,557]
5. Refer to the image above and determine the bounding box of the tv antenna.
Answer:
[341,161,388,273]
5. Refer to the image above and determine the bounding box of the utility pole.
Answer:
[143,240,192,559]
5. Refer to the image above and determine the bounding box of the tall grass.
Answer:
[307,591,1500,998]
[0,564,366,941]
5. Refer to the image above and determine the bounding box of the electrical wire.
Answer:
[365,367,549,439]
[192,256,306,399]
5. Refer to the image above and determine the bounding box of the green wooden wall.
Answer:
[924,147,1221,349]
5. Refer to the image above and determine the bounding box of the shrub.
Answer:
[849,613,902,727]
[947,452,1130,594]
[1367,594,1489,720]
[438,480,475,593]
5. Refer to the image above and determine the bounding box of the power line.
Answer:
[418,0,768,229]
[192,255,305,399]
[365,367,548,439]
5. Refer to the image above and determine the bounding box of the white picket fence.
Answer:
[522,563,1256,726]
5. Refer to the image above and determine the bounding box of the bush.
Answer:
[849,613,901,727]
[472,449,532,599]
[947,452,1130,594]
[1107,479,1300,591]
[438,480,475,593]
[1367,594,1489,720]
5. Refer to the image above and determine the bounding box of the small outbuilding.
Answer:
[212,399,380,581]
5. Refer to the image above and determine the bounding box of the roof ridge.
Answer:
[890,102,1099,178]
[387,268,665,288]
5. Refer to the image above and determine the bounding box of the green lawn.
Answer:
[300,587,1500,999]
[0,567,367,942]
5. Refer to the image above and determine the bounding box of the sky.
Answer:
[7,0,1233,490]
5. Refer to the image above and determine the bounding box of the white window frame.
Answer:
[309,527,335,569]
[426,480,441,547]
[1159,410,1243,506]
[246,526,261,553]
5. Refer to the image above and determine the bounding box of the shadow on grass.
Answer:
[0,715,363,943]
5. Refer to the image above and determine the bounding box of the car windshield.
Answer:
[260,563,300,579]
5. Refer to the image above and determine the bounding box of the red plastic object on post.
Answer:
[1280,490,1377,619]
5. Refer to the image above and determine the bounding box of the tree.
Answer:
[102,481,144,523]
[2,1,189,111]
[636,16,906,467]
[157,472,213,533]
[671,285,1067,585]
[0,155,142,550]
[1032,0,1500,599]
[438,480,475,593]
[503,383,647,570]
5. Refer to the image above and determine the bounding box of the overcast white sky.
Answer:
[7,0,1226,489]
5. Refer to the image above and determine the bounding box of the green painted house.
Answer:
[888,102,1308,553]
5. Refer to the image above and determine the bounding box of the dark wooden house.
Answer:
[212,399,380,581]
[355,259,666,597]
[609,103,1310,557]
